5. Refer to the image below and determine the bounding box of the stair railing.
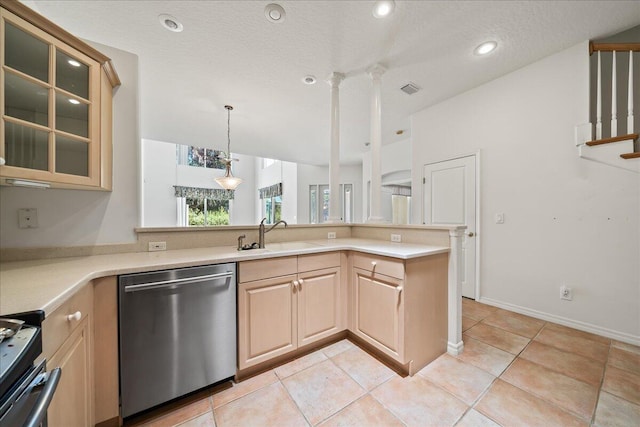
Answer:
[590,42,639,141]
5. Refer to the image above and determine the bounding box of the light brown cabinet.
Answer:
[349,252,449,375]
[41,283,93,427]
[238,252,343,370]
[297,266,341,347]
[0,1,119,190]
[352,267,404,360]
[238,272,298,368]
[46,316,92,427]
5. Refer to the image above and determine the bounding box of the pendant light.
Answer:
[215,105,243,190]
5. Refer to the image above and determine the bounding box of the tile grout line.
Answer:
[589,341,614,426]
[366,384,409,427]
[494,321,603,424]
[276,367,314,427]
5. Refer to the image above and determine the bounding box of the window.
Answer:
[177,145,225,169]
[186,198,229,226]
[262,158,276,168]
[262,196,282,224]
[174,186,233,227]
[259,183,283,224]
[309,184,353,223]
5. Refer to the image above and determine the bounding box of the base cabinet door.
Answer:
[47,316,92,427]
[238,275,297,369]
[298,267,341,347]
[353,268,404,361]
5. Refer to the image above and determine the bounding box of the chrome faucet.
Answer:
[258,218,288,248]
[237,234,246,251]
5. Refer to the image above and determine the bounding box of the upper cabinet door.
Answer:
[0,5,118,190]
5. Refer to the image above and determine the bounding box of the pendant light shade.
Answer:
[215,105,243,190]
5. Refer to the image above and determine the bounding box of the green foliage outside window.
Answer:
[186,198,229,226]
[188,207,229,226]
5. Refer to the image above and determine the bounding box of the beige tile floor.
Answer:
[126,299,640,427]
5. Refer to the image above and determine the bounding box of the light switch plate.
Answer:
[495,213,505,224]
[18,208,38,229]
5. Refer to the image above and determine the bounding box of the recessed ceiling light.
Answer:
[265,4,286,23]
[302,75,317,85]
[474,41,497,55]
[69,99,80,105]
[68,59,81,67]
[158,14,183,32]
[373,0,395,18]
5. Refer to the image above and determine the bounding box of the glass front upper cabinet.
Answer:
[0,4,119,190]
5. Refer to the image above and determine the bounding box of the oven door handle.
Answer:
[23,367,61,427]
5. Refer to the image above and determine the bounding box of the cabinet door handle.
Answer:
[67,311,81,321]
[396,286,403,294]
[371,261,377,267]
[292,280,299,289]
[298,279,304,286]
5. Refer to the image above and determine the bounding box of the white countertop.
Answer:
[0,238,448,317]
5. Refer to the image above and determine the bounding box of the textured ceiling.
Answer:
[26,0,640,165]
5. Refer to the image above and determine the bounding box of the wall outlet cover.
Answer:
[18,208,38,229]
[391,234,402,242]
[148,241,167,251]
[327,232,336,239]
[560,285,573,301]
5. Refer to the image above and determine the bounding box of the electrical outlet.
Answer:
[495,213,505,224]
[148,241,167,251]
[391,234,402,242]
[327,232,336,239]
[560,285,573,301]
[18,208,38,229]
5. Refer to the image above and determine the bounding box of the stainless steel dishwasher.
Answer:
[118,263,236,419]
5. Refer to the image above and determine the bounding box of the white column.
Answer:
[628,50,634,134]
[447,228,464,355]
[367,64,387,223]
[327,72,345,223]
[596,51,602,140]
[611,51,618,137]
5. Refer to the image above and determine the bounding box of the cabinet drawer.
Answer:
[42,283,93,360]
[298,252,340,273]
[352,252,404,279]
[239,256,297,283]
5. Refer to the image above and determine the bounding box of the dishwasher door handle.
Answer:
[124,271,234,293]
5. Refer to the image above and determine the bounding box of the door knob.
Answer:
[467,232,474,237]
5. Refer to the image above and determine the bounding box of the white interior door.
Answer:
[423,155,477,299]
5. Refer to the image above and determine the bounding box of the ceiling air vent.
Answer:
[400,83,420,95]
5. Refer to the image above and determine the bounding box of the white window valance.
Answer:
[173,185,234,200]
[259,183,282,199]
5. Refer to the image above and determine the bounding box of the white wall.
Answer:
[296,163,363,224]
[0,43,139,248]
[411,41,640,341]
[282,161,298,223]
[142,139,176,227]
[229,154,258,225]
[362,138,412,222]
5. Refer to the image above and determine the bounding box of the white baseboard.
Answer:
[478,297,640,347]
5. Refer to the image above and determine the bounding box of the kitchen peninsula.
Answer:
[1,225,465,426]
